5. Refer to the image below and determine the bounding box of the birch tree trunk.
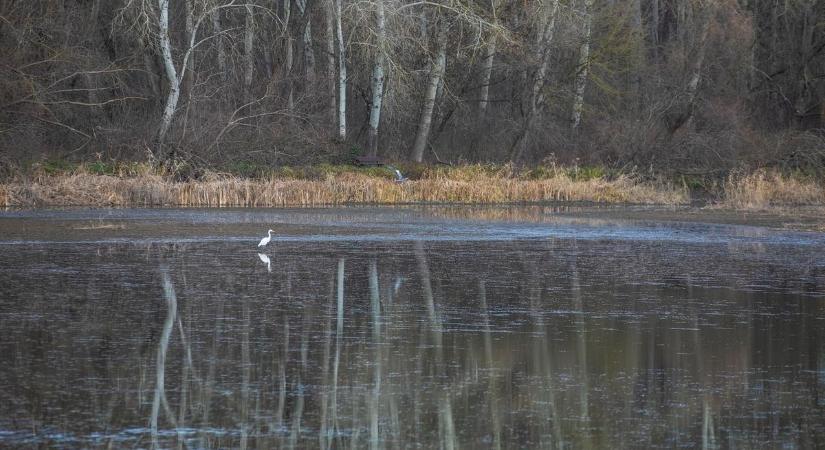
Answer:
[367,0,386,156]
[243,5,255,101]
[411,21,447,162]
[570,0,594,129]
[335,0,347,140]
[157,0,180,143]
[510,0,560,162]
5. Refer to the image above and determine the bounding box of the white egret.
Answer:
[257,253,272,272]
[394,169,408,182]
[258,229,274,247]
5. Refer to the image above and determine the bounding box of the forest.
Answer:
[1,0,824,177]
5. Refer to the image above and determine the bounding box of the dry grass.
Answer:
[722,169,825,209]
[0,167,688,207]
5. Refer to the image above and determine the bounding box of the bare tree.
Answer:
[367,0,387,156]
[411,18,447,162]
[571,0,595,129]
[510,0,561,163]
[335,0,348,140]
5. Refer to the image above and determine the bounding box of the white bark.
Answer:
[243,5,255,100]
[510,0,560,162]
[335,0,347,140]
[411,21,447,162]
[367,0,386,156]
[157,0,180,143]
[571,0,594,130]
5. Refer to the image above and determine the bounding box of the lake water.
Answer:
[1,206,824,448]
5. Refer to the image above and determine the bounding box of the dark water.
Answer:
[1,206,824,449]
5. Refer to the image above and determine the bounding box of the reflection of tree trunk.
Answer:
[151,268,178,447]
[480,279,502,450]
[369,260,381,450]
[415,241,436,323]
[331,258,345,443]
[439,396,457,450]
[240,300,250,449]
[319,275,334,449]
[571,250,591,446]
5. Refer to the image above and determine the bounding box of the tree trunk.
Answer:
[367,0,386,156]
[243,5,255,101]
[211,9,227,82]
[478,38,496,116]
[325,0,337,131]
[335,0,347,140]
[651,0,659,62]
[157,0,180,144]
[510,0,560,163]
[284,0,295,114]
[570,0,594,129]
[296,0,316,83]
[183,0,195,102]
[478,0,497,116]
[411,20,447,162]
[668,15,710,134]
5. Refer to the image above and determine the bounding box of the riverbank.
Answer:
[0,163,821,209]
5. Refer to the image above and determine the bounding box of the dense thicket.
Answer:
[1,0,823,174]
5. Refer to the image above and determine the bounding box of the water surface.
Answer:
[1,206,824,448]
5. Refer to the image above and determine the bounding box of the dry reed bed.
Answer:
[0,172,687,207]
[722,170,825,209]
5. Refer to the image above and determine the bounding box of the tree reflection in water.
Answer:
[0,237,823,448]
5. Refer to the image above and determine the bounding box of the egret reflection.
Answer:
[257,252,271,272]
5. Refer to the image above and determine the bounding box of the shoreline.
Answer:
[0,171,687,208]
[1,166,821,213]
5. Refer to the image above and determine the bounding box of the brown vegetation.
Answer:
[721,170,825,209]
[0,165,688,207]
